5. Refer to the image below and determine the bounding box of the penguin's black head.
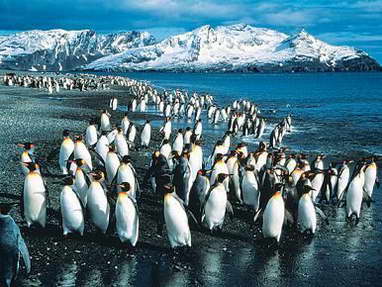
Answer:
[62,130,70,137]
[21,142,35,150]
[274,183,284,192]
[162,139,170,145]
[89,119,96,125]
[124,112,129,117]
[163,183,175,194]
[216,140,223,146]
[217,173,229,183]
[186,127,191,131]
[122,155,131,164]
[178,128,183,133]
[302,185,315,194]
[90,170,104,181]
[146,120,150,124]
[194,139,202,146]
[118,182,131,192]
[63,177,75,186]
[74,135,83,142]
[215,153,224,162]
[23,162,39,172]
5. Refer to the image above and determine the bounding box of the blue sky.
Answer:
[0,0,381,62]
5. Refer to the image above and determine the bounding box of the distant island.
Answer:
[0,24,380,73]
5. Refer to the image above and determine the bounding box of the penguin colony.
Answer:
[1,73,380,285]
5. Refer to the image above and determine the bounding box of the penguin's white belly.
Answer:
[74,170,88,207]
[60,187,84,235]
[116,197,139,246]
[205,189,227,230]
[262,197,284,241]
[86,126,98,146]
[311,174,324,201]
[87,184,110,233]
[59,141,74,174]
[115,135,129,157]
[24,175,46,227]
[100,115,111,131]
[106,154,120,183]
[346,178,363,218]
[74,144,92,170]
[141,129,151,146]
[298,197,317,233]
[164,195,191,248]
[364,168,377,197]
[242,176,260,210]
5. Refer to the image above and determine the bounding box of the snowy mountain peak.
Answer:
[0,29,156,71]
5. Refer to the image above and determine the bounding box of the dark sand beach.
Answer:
[0,71,381,286]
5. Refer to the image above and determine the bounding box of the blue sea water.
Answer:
[113,72,382,158]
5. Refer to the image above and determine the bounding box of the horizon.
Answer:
[0,0,381,63]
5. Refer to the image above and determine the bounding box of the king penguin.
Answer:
[59,130,74,175]
[297,185,317,234]
[262,183,285,243]
[115,182,139,247]
[163,184,192,248]
[23,162,47,228]
[60,177,85,236]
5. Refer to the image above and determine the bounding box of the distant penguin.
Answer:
[163,184,192,248]
[116,182,139,247]
[23,162,47,228]
[0,211,31,287]
[298,185,317,234]
[59,130,74,175]
[60,177,85,236]
[140,120,151,148]
[202,173,233,231]
[87,170,110,233]
[262,184,285,243]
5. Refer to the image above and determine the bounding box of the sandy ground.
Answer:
[0,72,381,287]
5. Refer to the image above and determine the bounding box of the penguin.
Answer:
[208,140,226,167]
[183,127,193,145]
[0,210,31,287]
[202,173,233,232]
[71,159,91,207]
[172,129,184,155]
[114,128,129,157]
[95,132,109,165]
[105,146,120,184]
[74,135,92,170]
[140,120,151,148]
[115,182,139,247]
[262,183,285,243]
[60,177,85,236]
[121,113,130,135]
[87,170,110,233]
[189,170,210,223]
[336,160,351,201]
[163,184,192,248]
[100,110,111,132]
[18,142,36,175]
[59,130,74,175]
[364,158,378,198]
[127,123,137,146]
[210,154,229,188]
[85,120,98,147]
[226,151,242,203]
[241,165,260,211]
[113,156,139,200]
[173,152,192,205]
[297,185,317,234]
[23,162,47,228]
[346,163,366,223]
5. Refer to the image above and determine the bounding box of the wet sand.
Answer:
[0,72,381,286]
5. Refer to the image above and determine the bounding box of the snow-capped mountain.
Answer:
[85,24,380,72]
[0,29,155,71]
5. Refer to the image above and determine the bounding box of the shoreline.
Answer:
[0,71,381,286]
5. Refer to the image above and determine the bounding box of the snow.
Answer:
[85,24,377,72]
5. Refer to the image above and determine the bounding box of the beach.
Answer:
[0,71,381,287]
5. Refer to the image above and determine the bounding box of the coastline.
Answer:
[0,71,381,286]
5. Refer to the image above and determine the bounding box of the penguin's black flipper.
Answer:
[315,205,329,224]
[187,210,199,226]
[91,150,106,167]
[226,200,234,219]
[18,233,31,273]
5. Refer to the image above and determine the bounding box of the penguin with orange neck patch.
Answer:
[17,142,36,175]
[116,182,139,247]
